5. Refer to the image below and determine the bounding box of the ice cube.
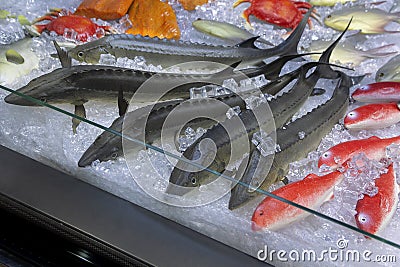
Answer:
[222,78,239,92]
[386,143,400,160]
[190,86,207,99]
[298,131,305,140]
[252,75,269,87]
[0,20,25,44]
[226,106,241,119]
[185,127,196,139]
[251,131,276,157]
[99,54,116,65]
[116,14,133,33]
[245,94,267,110]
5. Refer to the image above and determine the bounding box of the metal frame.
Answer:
[0,145,269,266]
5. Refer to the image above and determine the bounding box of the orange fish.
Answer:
[251,171,344,231]
[352,82,400,103]
[318,136,400,169]
[355,163,399,237]
[344,102,400,130]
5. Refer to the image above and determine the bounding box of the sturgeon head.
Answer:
[78,116,124,167]
[166,137,226,196]
[4,67,79,106]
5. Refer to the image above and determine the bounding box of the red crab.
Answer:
[32,8,113,42]
[233,0,319,29]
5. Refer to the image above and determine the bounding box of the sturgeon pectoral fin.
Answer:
[72,104,86,134]
[118,90,129,116]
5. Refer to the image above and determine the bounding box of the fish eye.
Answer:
[259,211,264,216]
[378,72,384,77]
[326,15,331,19]
[347,112,357,118]
[191,177,197,185]
[40,97,47,102]
[77,51,84,58]
[322,151,330,158]
[111,152,118,159]
[357,214,368,223]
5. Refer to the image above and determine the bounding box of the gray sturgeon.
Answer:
[77,60,322,167]
[166,23,353,196]
[67,9,313,67]
[228,71,351,209]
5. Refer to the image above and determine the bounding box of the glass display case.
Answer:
[1,0,400,266]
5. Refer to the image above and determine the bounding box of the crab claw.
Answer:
[233,0,250,8]
[233,0,253,28]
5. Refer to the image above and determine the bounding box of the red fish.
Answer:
[251,171,344,231]
[352,82,400,103]
[355,163,399,237]
[318,136,400,169]
[344,102,400,130]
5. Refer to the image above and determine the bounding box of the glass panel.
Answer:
[1,0,400,265]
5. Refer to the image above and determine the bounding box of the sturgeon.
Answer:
[166,22,353,196]
[66,9,313,67]
[166,63,338,194]
[4,48,315,107]
[78,59,323,167]
[228,71,351,209]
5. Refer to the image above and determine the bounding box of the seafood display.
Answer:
[1,0,400,265]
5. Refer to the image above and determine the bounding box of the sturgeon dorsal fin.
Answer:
[118,90,129,116]
[237,36,259,49]
[53,40,71,68]
[214,61,241,77]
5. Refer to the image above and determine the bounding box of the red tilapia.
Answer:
[352,82,400,103]
[318,136,400,169]
[344,102,400,130]
[251,171,344,231]
[355,163,399,237]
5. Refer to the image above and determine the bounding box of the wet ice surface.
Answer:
[1,0,400,266]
